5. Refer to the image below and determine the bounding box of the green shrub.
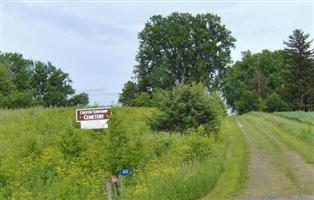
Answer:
[263,93,289,112]
[235,90,263,114]
[150,83,225,133]
[60,128,87,159]
[131,92,152,107]
[0,107,228,199]
[124,137,227,200]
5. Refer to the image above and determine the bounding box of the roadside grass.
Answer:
[0,107,157,199]
[123,119,232,200]
[246,113,314,164]
[0,107,229,200]
[123,141,227,200]
[252,112,314,145]
[275,111,314,125]
[202,117,249,200]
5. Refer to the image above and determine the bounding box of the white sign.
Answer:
[76,107,111,129]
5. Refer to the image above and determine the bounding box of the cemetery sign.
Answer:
[76,107,111,129]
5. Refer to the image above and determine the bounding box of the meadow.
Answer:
[2,107,312,199]
[0,107,242,200]
[275,111,314,125]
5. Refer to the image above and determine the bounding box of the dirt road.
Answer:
[235,116,314,200]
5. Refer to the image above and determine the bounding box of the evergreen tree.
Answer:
[283,29,314,110]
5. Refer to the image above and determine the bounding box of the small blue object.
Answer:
[119,168,131,176]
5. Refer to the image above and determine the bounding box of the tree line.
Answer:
[0,52,89,109]
[1,12,313,114]
[222,30,314,114]
[119,12,314,114]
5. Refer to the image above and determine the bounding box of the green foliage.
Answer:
[68,93,89,106]
[0,52,88,109]
[0,106,233,199]
[275,111,314,125]
[150,83,226,133]
[204,118,249,200]
[123,133,226,200]
[131,92,152,107]
[235,90,263,115]
[0,62,34,108]
[132,12,235,93]
[0,107,150,199]
[34,62,75,107]
[282,29,314,111]
[223,29,314,114]
[263,93,289,112]
[118,81,139,106]
[102,112,148,174]
[60,128,87,159]
[222,50,286,114]
[0,53,34,92]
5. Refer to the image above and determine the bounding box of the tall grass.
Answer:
[249,112,314,163]
[0,107,231,199]
[122,134,227,200]
[204,117,249,200]
[275,111,314,125]
[252,112,314,145]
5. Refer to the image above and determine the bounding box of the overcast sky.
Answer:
[1,0,313,105]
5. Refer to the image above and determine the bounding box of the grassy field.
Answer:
[202,117,249,200]
[251,112,314,163]
[0,107,234,200]
[275,111,314,125]
[1,108,312,199]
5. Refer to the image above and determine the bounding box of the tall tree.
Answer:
[0,63,13,107]
[133,12,236,92]
[68,92,89,106]
[0,52,86,108]
[222,50,287,113]
[118,81,139,106]
[0,53,34,91]
[283,29,314,110]
[40,64,74,107]
[0,53,34,108]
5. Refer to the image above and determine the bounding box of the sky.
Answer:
[0,0,313,105]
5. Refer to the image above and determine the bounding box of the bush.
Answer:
[235,90,263,114]
[263,93,289,112]
[150,83,225,133]
[118,81,139,106]
[60,128,87,159]
[131,92,152,107]
[68,92,89,106]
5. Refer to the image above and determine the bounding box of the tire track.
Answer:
[246,115,314,195]
[235,118,295,199]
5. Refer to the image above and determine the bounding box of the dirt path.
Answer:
[235,118,314,200]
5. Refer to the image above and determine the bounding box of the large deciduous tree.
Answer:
[0,52,89,108]
[118,81,139,106]
[0,53,34,108]
[33,61,74,107]
[68,92,89,107]
[133,12,236,92]
[282,29,314,111]
[222,50,287,113]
